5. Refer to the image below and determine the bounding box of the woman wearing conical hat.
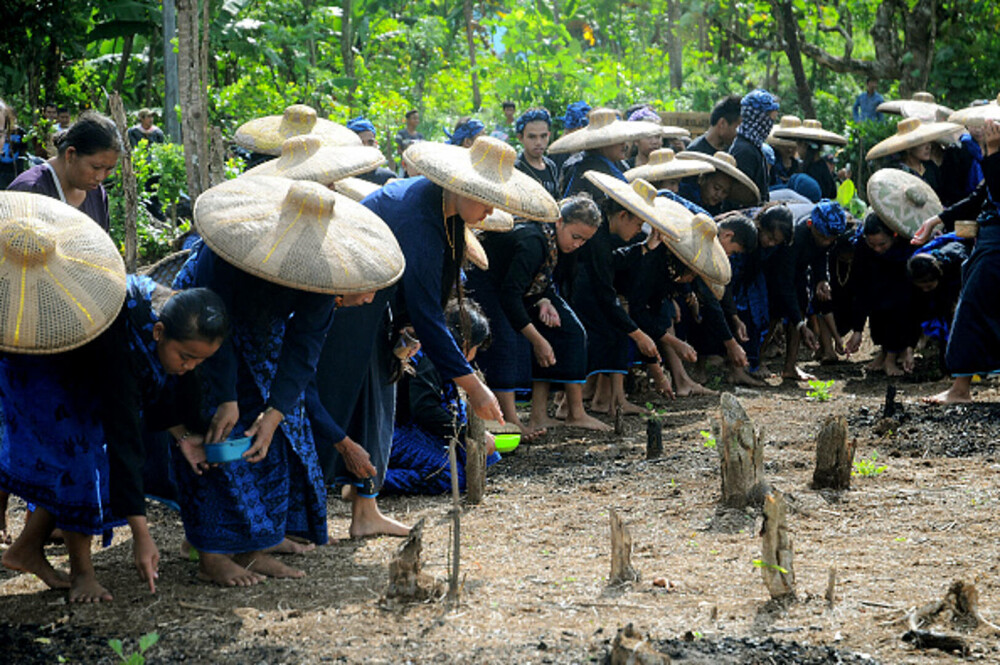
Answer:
[767,116,803,187]
[675,150,761,215]
[867,118,962,201]
[771,118,847,200]
[0,191,230,602]
[171,177,404,584]
[317,135,559,538]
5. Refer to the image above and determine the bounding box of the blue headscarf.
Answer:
[738,89,779,148]
[515,108,552,135]
[627,107,661,123]
[347,116,376,136]
[559,101,591,130]
[445,118,485,145]
[810,199,846,237]
[788,173,821,203]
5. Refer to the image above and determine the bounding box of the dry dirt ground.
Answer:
[3,347,1000,664]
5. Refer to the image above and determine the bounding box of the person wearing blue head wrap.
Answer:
[445,117,485,147]
[730,89,779,205]
[809,199,847,237]
[347,116,396,185]
[551,101,592,172]
[514,108,560,198]
[786,173,821,203]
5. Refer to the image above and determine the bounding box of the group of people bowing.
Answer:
[0,87,997,603]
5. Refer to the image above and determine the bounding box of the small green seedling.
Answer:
[806,379,835,402]
[699,430,716,449]
[109,632,159,665]
[852,451,888,477]
[752,558,789,574]
[645,402,668,422]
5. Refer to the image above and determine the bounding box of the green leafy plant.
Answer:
[699,430,716,449]
[852,451,888,477]
[644,402,668,422]
[108,632,159,665]
[752,559,789,574]
[806,379,835,402]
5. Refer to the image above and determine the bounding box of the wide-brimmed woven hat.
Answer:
[582,171,682,242]
[0,192,126,354]
[949,93,1000,128]
[234,105,361,156]
[403,135,560,221]
[464,228,488,270]
[244,135,386,185]
[676,151,761,205]
[195,176,404,294]
[624,149,714,184]
[546,108,662,155]
[660,125,691,140]
[865,118,963,161]
[767,115,802,149]
[332,176,384,202]
[663,206,732,287]
[879,92,954,123]
[470,209,515,231]
[866,168,943,239]
[771,118,847,146]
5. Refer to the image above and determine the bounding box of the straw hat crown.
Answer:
[771,118,847,146]
[403,135,560,221]
[675,150,761,205]
[624,148,714,184]
[195,176,404,294]
[0,192,126,354]
[865,117,962,161]
[948,93,1000,128]
[866,168,943,238]
[768,115,802,148]
[234,104,362,155]
[546,108,662,154]
[244,134,386,184]
[582,171,682,242]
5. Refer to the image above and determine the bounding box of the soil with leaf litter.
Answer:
[3,349,1000,663]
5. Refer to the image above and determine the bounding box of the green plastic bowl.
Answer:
[494,433,521,453]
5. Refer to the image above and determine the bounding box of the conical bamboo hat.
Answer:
[244,134,385,185]
[949,93,1000,128]
[879,92,954,122]
[195,176,404,294]
[770,118,847,146]
[234,105,361,155]
[464,228,489,270]
[547,108,662,154]
[676,151,761,205]
[470,209,515,231]
[0,191,126,354]
[624,149,714,184]
[865,118,962,160]
[582,171,682,242]
[664,207,732,286]
[866,168,943,239]
[767,115,801,149]
[333,176,386,202]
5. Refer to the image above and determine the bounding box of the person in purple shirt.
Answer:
[7,111,120,232]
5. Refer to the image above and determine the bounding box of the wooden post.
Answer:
[447,433,461,604]
[209,126,225,187]
[614,405,624,435]
[812,415,854,490]
[384,518,443,601]
[108,94,138,272]
[645,418,663,459]
[465,406,486,505]
[609,509,639,585]
[760,490,795,600]
[718,392,765,509]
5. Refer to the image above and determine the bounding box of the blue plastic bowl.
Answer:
[205,436,252,463]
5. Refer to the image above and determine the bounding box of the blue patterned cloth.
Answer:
[558,101,591,130]
[515,108,552,134]
[445,118,485,145]
[347,116,376,136]
[810,199,846,236]
[172,242,331,553]
[738,90,779,148]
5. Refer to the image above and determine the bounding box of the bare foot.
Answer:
[884,360,904,377]
[618,399,648,415]
[233,552,305,578]
[728,366,766,387]
[198,552,264,587]
[652,374,675,399]
[2,544,71,589]
[349,512,411,539]
[782,366,816,382]
[564,413,612,431]
[866,350,886,372]
[521,421,552,441]
[901,348,915,373]
[675,380,717,397]
[923,386,973,405]
[266,537,316,555]
[589,399,611,415]
[69,572,113,603]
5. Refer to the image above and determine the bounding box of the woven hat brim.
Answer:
[546,120,663,154]
[464,228,489,270]
[624,160,713,184]
[195,176,405,294]
[879,100,955,122]
[470,209,515,231]
[660,126,691,139]
[949,103,1000,128]
[234,117,362,155]
[583,171,682,242]
[865,122,962,161]
[675,152,760,205]
[767,131,797,148]
[403,142,560,222]
[244,146,386,185]
[665,215,732,286]
[0,192,127,354]
[770,127,848,146]
[333,177,385,202]
[866,168,943,238]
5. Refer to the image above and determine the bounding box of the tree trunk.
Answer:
[115,34,134,97]
[666,0,683,89]
[145,32,157,108]
[464,407,486,505]
[210,126,225,187]
[177,0,209,198]
[812,415,854,490]
[760,490,795,599]
[463,0,481,112]
[383,518,443,601]
[162,0,181,143]
[774,0,815,118]
[718,393,765,509]
[609,509,639,585]
[108,94,138,272]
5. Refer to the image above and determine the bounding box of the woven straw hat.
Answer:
[865,118,962,161]
[949,93,1000,128]
[866,168,943,239]
[0,192,126,354]
[676,151,761,205]
[879,92,954,123]
[470,209,515,231]
[244,135,386,185]
[770,118,847,146]
[660,125,691,140]
[234,105,361,156]
[767,115,801,149]
[546,108,662,154]
[403,135,560,222]
[195,176,404,294]
[465,228,488,270]
[663,207,732,287]
[332,177,386,202]
[582,172,682,242]
[624,149,714,184]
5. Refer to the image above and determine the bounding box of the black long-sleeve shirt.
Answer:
[574,224,643,335]
[765,220,832,325]
[478,223,555,331]
[729,135,769,203]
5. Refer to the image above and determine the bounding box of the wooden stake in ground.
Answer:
[447,432,461,603]
[383,518,443,602]
[718,392,765,509]
[609,509,639,585]
[107,94,138,272]
[760,490,795,599]
[812,415,854,490]
[609,623,669,665]
[464,382,487,505]
[646,418,663,460]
